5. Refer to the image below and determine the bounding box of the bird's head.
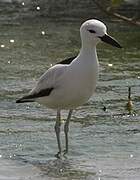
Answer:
[80,19,122,48]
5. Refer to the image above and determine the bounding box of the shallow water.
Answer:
[0,18,140,180]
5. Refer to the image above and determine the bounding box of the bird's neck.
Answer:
[79,44,98,61]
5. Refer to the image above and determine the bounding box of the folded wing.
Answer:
[16,64,68,103]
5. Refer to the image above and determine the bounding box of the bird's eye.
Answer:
[88,30,96,33]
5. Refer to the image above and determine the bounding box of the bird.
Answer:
[16,19,122,158]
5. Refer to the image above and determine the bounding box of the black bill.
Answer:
[100,34,122,48]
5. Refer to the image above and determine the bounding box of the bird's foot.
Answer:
[63,149,68,156]
[55,151,61,159]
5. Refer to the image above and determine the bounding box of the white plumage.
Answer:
[34,53,99,109]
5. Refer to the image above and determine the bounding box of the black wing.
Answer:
[16,88,53,103]
[57,56,77,65]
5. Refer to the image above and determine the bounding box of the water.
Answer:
[0,18,140,180]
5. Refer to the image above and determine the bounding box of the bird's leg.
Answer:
[63,109,73,155]
[54,110,62,158]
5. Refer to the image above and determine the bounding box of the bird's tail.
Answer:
[16,95,35,103]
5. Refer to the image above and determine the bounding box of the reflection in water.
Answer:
[36,158,97,179]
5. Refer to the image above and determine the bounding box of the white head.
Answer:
[80,19,122,48]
